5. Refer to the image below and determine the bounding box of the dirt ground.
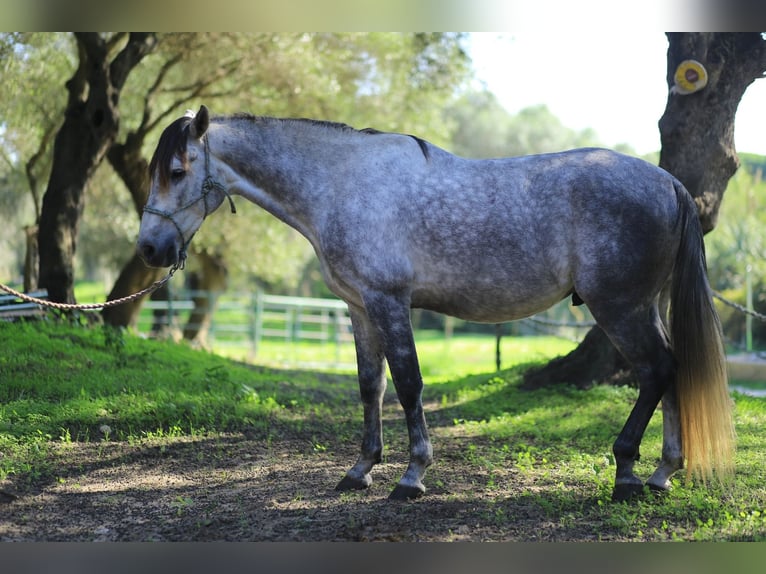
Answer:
[0,421,607,542]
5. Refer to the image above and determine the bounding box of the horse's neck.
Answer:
[212,119,328,240]
[216,120,312,187]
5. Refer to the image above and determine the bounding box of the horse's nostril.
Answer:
[138,241,156,263]
[137,237,178,268]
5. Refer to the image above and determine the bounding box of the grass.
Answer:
[424,372,766,541]
[1,318,765,541]
[212,329,577,380]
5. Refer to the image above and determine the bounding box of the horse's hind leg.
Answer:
[336,305,387,491]
[646,384,684,491]
[646,287,684,491]
[595,310,677,501]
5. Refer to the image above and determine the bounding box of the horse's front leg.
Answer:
[336,305,388,491]
[364,292,432,500]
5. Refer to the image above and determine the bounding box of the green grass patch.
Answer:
[213,330,576,381]
[1,319,765,541]
[421,366,766,541]
[0,320,359,463]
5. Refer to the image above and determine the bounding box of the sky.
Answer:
[466,32,766,157]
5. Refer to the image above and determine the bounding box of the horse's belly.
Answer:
[411,282,570,323]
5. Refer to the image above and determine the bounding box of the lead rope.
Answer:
[0,262,182,312]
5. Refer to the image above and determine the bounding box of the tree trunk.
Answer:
[22,122,56,292]
[182,250,228,347]
[149,282,175,338]
[659,33,766,232]
[23,225,39,292]
[522,326,632,390]
[101,254,164,328]
[37,33,155,303]
[522,33,766,390]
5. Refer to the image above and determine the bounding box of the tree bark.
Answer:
[659,33,766,232]
[522,33,766,390]
[21,122,56,291]
[182,250,228,346]
[37,33,156,303]
[101,254,164,328]
[522,326,632,390]
[23,225,39,292]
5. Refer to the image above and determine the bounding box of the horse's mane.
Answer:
[149,113,430,185]
[229,113,366,134]
[227,114,430,159]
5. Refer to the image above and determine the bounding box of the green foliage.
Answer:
[706,165,766,348]
[446,89,604,159]
[707,167,766,289]
[0,33,74,277]
[740,153,766,177]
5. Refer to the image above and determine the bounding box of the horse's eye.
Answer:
[170,168,186,182]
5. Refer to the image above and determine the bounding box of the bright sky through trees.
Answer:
[467,32,766,156]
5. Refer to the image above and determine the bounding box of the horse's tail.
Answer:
[670,180,735,483]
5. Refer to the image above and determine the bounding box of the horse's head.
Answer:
[137,105,233,268]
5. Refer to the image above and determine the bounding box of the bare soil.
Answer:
[0,419,606,542]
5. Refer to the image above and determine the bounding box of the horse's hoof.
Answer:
[335,474,371,491]
[645,481,670,496]
[611,482,645,502]
[388,484,425,501]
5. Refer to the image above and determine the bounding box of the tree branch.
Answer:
[138,53,184,130]
[65,35,91,104]
[25,122,58,221]
[110,32,157,90]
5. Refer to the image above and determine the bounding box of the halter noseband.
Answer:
[143,134,237,266]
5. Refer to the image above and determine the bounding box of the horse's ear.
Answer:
[190,105,210,139]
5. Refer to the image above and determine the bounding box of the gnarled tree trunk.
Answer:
[182,250,228,347]
[37,33,156,304]
[101,253,165,328]
[523,32,766,390]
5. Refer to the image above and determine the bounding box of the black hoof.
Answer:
[335,475,370,491]
[388,484,425,501]
[611,482,645,502]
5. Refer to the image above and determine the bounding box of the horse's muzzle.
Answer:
[137,237,180,269]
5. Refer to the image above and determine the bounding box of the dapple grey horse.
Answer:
[137,106,734,502]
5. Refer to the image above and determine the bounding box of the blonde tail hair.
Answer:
[670,181,735,483]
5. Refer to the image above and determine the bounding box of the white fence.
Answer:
[136,290,354,368]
